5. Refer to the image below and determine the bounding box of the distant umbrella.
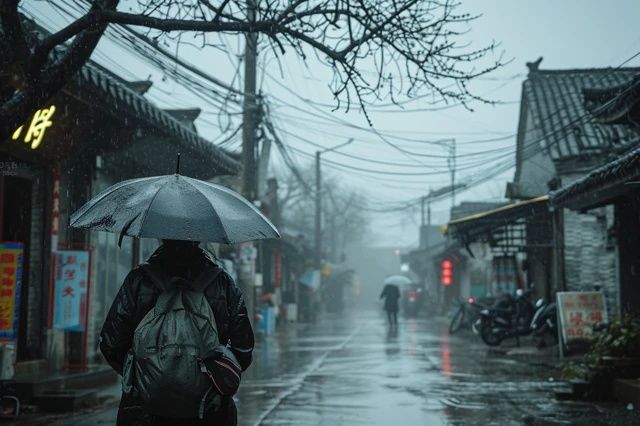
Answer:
[70,166,279,245]
[383,275,412,286]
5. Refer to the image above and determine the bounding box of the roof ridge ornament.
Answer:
[526,57,544,74]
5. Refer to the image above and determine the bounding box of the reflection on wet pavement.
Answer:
[236,310,639,426]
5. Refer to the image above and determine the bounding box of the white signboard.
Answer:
[556,291,608,353]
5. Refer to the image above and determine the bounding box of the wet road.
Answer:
[235,309,637,426]
[19,308,640,425]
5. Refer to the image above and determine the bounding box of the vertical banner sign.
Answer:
[51,164,61,251]
[53,250,90,331]
[556,291,608,346]
[0,243,24,341]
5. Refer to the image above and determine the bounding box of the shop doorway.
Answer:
[1,175,33,361]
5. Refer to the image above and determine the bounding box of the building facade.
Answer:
[1,55,239,375]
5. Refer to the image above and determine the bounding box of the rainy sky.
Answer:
[22,0,640,248]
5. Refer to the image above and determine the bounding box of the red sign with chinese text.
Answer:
[557,291,608,343]
[52,250,90,331]
[0,242,23,341]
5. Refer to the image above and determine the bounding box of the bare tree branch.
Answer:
[1,0,505,141]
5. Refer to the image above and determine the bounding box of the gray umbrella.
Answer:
[70,173,280,245]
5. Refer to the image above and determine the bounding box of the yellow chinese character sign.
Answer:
[11,105,56,150]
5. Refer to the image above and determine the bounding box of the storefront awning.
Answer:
[445,196,550,242]
[550,145,640,211]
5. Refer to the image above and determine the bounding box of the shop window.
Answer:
[94,232,133,317]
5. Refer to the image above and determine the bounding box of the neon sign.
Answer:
[11,105,56,150]
[441,259,453,286]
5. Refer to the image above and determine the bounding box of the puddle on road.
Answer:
[440,397,487,410]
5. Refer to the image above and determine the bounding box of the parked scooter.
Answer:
[530,298,558,347]
[478,288,536,346]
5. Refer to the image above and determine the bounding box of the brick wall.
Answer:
[563,207,618,315]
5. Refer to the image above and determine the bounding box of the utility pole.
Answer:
[448,139,457,209]
[315,138,354,269]
[315,150,322,269]
[240,0,258,322]
[241,0,258,200]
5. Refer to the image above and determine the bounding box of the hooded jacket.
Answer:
[99,243,254,425]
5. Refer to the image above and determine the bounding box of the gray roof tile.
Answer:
[524,67,640,160]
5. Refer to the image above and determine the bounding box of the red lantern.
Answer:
[441,259,453,286]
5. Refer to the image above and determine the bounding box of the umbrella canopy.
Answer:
[383,275,412,286]
[70,174,280,244]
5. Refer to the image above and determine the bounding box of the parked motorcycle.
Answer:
[478,288,536,346]
[530,299,558,347]
[449,296,494,335]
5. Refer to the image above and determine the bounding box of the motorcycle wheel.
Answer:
[480,319,504,346]
[449,306,465,334]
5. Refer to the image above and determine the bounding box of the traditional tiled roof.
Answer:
[77,63,240,176]
[24,17,240,177]
[549,144,640,210]
[522,63,640,160]
[583,75,640,124]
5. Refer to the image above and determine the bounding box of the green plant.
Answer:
[585,313,640,368]
[560,361,590,381]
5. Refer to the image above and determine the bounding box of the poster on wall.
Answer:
[0,242,24,341]
[52,250,90,332]
[492,255,520,296]
[556,291,608,352]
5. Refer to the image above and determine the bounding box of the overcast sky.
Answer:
[24,0,640,248]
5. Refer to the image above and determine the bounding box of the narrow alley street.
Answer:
[17,309,638,426]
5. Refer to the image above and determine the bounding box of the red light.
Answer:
[467,297,475,304]
[441,259,453,286]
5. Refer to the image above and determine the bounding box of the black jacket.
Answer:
[379,284,400,312]
[99,244,254,425]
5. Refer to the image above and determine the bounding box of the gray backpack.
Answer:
[122,262,222,419]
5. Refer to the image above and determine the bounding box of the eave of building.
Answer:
[550,143,640,211]
[445,195,550,241]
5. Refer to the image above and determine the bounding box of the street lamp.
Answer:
[315,138,354,268]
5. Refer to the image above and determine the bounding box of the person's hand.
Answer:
[202,344,242,396]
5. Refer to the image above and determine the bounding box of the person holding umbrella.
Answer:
[380,275,411,327]
[70,157,279,425]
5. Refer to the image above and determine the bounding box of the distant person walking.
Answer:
[380,283,400,327]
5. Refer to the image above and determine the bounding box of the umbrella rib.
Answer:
[182,177,232,244]
[134,177,173,239]
[70,176,159,226]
